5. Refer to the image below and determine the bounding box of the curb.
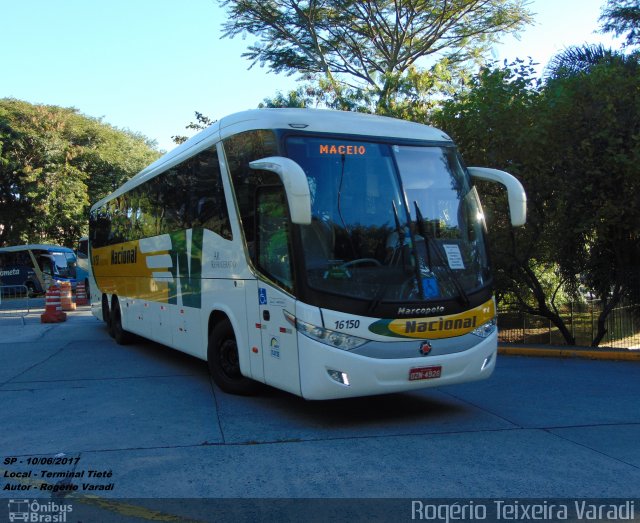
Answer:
[499,344,640,361]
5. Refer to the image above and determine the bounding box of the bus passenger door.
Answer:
[258,285,299,396]
[255,186,301,396]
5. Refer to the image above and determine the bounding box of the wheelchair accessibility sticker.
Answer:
[258,288,267,305]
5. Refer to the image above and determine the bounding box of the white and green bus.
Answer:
[89,109,525,400]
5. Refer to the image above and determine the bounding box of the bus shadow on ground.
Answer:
[211,380,503,443]
[105,332,505,443]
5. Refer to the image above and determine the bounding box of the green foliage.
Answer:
[0,98,160,247]
[599,0,640,47]
[543,48,640,345]
[172,112,216,145]
[545,43,638,78]
[429,60,581,342]
[432,48,640,346]
[260,87,311,108]
[219,0,532,113]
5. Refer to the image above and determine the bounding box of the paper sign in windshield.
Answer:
[443,244,465,269]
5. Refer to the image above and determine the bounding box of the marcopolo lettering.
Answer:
[111,246,137,265]
[405,316,477,334]
[397,306,445,316]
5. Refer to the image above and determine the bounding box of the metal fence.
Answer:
[498,300,640,349]
[0,285,31,324]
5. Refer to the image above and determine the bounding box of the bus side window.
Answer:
[256,186,294,291]
[223,130,279,245]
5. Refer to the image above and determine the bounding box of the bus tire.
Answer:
[110,297,133,345]
[25,282,36,298]
[102,294,112,331]
[208,320,259,395]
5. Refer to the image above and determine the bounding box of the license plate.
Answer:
[409,366,442,381]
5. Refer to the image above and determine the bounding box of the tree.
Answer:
[259,86,311,108]
[544,46,640,345]
[0,99,160,247]
[599,0,640,47]
[431,60,579,345]
[545,42,634,77]
[434,48,640,347]
[219,0,533,113]
[172,112,216,145]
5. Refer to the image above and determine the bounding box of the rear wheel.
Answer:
[110,297,133,345]
[102,294,112,335]
[208,319,260,395]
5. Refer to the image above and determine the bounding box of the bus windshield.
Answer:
[45,251,75,278]
[287,136,491,303]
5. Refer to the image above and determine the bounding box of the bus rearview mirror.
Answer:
[249,156,312,225]
[467,167,527,227]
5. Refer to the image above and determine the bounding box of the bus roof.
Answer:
[0,244,73,253]
[92,108,453,211]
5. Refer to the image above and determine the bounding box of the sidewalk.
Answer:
[499,342,640,361]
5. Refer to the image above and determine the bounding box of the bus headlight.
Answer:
[284,311,369,350]
[471,318,497,338]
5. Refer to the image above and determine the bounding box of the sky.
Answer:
[1,0,623,153]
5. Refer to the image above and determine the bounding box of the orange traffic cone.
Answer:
[41,285,67,323]
[60,281,76,311]
[75,281,89,306]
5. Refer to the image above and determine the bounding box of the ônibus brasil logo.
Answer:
[8,499,72,522]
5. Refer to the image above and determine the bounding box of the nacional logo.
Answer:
[405,316,477,334]
[110,246,137,265]
[369,299,496,340]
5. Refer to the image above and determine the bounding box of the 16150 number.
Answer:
[334,319,360,330]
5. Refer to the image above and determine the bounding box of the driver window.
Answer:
[39,256,53,276]
[256,186,294,292]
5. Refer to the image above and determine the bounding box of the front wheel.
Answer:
[208,320,260,395]
[25,282,36,298]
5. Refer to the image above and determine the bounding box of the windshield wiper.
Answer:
[399,202,426,300]
[337,153,358,260]
[367,202,406,314]
[391,201,408,269]
[413,201,469,307]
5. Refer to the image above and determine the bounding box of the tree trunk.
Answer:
[592,288,622,347]
[514,263,576,345]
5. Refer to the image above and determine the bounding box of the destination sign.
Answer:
[319,144,367,156]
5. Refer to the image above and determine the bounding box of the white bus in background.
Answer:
[89,109,526,400]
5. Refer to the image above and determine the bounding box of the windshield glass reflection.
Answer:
[286,136,490,303]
